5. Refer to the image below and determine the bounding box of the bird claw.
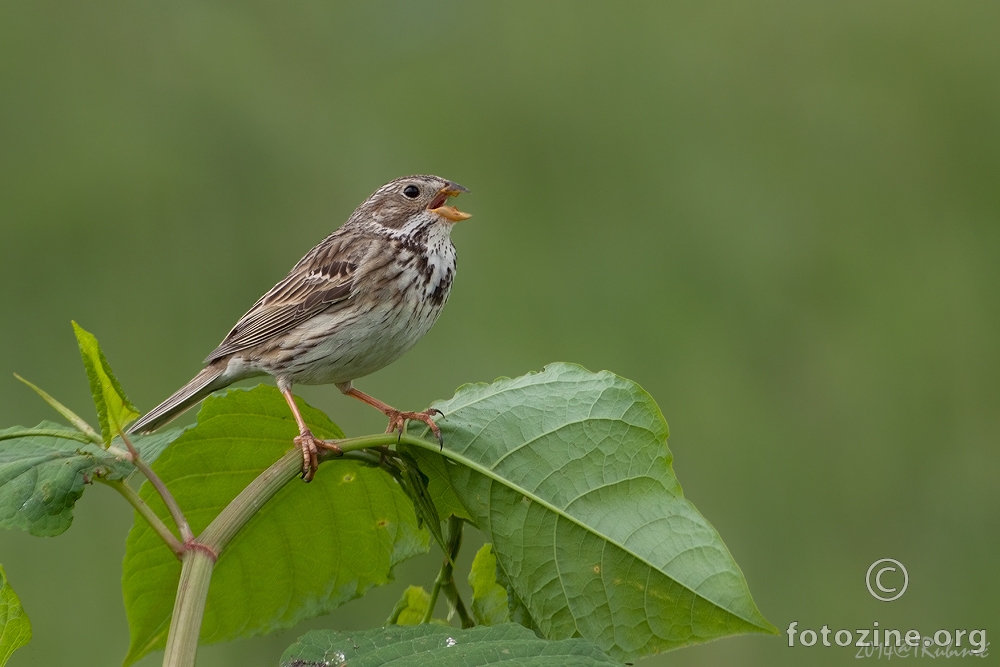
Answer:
[294,431,343,482]
[385,408,444,448]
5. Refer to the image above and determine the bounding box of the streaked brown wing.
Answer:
[204,234,363,363]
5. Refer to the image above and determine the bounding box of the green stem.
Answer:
[97,478,183,557]
[162,432,430,667]
[199,434,425,551]
[424,571,445,625]
[441,578,474,629]
[0,427,94,444]
[13,372,103,443]
[421,516,471,626]
[162,550,215,667]
[197,447,304,550]
[441,516,473,627]
[120,430,194,543]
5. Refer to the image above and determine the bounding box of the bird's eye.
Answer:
[403,185,420,199]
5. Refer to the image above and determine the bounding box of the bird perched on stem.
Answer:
[127,175,471,481]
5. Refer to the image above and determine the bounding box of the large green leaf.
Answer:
[0,422,180,536]
[122,386,429,666]
[406,363,776,661]
[281,623,620,667]
[72,321,139,443]
[0,565,31,667]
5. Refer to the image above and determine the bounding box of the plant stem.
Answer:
[421,515,471,626]
[199,434,425,551]
[441,516,473,627]
[98,478,183,557]
[197,447,304,550]
[13,372,103,443]
[120,430,194,543]
[441,578,474,629]
[162,549,214,667]
[423,571,444,625]
[162,432,428,667]
[0,427,95,444]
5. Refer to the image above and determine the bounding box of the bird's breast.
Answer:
[271,232,457,385]
[388,229,457,308]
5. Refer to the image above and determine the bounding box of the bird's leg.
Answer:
[280,386,342,482]
[337,382,444,446]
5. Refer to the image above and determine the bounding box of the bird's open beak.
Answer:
[428,182,471,222]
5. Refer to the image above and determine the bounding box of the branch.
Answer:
[162,549,214,667]
[120,430,193,543]
[441,577,474,629]
[162,432,433,667]
[97,478,184,557]
[422,516,472,627]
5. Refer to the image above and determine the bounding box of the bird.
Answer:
[127,175,471,481]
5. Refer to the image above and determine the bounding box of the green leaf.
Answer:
[72,321,139,444]
[468,543,510,626]
[406,363,777,661]
[0,422,181,536]
[386,585,432,626]
[281,623,621,667]
[122,386,429,666]
[13,373,102,443]
[0,565,32,666]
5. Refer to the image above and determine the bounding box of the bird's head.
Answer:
[353,175,471,232]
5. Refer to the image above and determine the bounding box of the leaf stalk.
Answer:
[98,478,184,557]
[120,430,194,543]
[13,372,103,443]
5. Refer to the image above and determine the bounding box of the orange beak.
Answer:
[428,183,471,222]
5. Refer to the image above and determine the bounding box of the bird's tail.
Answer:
[127,363,228,434]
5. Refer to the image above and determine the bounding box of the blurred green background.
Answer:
[1,1,997,665]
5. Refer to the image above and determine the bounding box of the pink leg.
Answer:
[338,384,443,445]
[281,387,342,482]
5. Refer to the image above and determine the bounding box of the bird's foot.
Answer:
[294,430,343,482]
[385,408,444,448]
